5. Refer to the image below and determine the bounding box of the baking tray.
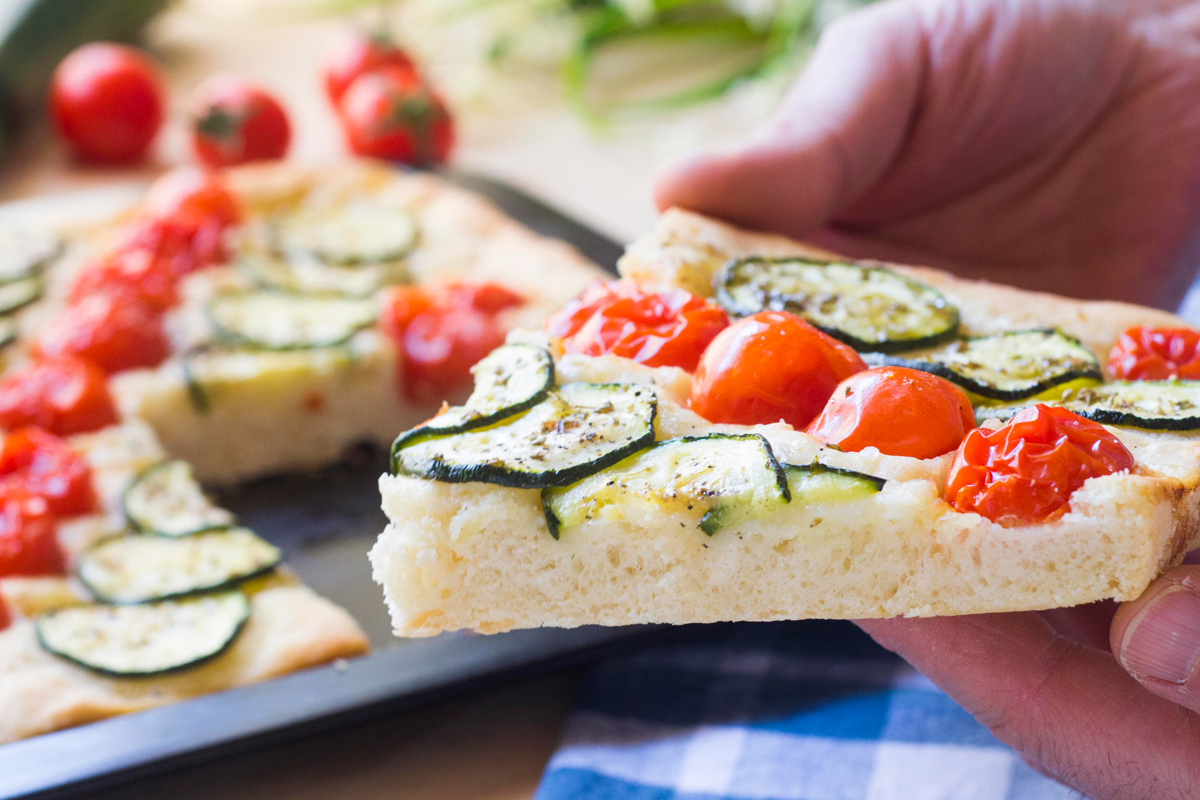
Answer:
[0,173,642,800]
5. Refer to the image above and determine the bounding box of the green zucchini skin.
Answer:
[206,291,377,351]
[865,329,1103,402]
[122,459,236,538]
[393,344,556,450]
[783,462,887,497]
[35,591,251,678]
[715,256,960,353]
[392,383,658,489]
[976,381,1200,431]
[0,275,41,315]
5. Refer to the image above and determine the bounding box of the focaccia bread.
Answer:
[371,209,1200,636]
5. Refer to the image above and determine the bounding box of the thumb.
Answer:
[652,2,925,239]
[1112,564,1200,713]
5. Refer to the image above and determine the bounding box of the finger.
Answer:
[652,1,925,238]
[1040,600,1117,650]
[1112,565,1200,714]
[857,613,1200,797]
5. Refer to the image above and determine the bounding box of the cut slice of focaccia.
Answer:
[371,209,1200,636]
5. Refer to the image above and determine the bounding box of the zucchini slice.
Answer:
[865,329,1102,401]
[0,229,60,283]
[542,433,790,538]
[394,344,555,448]
[208,291,377,349]
[78,528,281,604]
[239,253,407,298]
[976,381,1200,431]
[275,202,418,265]
[392,382,657,489]
[0,316,18,351]
[35,591,250,677]
[716,257,959,352]
[784,463,886,504]
[0,275,42,315]
[123,460,235,536]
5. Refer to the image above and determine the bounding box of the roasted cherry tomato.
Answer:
[806,366,975,459]
[0,427,95,518]
[70,249,179,311]
[689,311,866,428]
[112,215,226,277]
[0,356,118,436]
[324,29,417,104]
[546,281,728,372]
[142,167,242,230]
[0,489,63,577]
[190,76,291,168]
[382,283,522,403]
[945,404,1134,526]
[337,66,454,165]
[50,42,164,164]
[1108,326,1200,380]
[37,293,170,375]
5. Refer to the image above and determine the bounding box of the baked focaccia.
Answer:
[0,161,606,743]
[371,208,1200,636]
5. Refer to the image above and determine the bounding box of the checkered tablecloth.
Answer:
[535,620,1083,800]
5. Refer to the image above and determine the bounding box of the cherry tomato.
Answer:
[945,404,1134,526]
[50,43,164,164]
[0,356,118,436]
[324,29,417,105]
[381,285,436,341]
[446,282,525,315]
[0,489,63,578]
[806,366,974,459]
[689,311,866,428]
[142,167,242,230]
[338,66,454,165]
[112,216,226,277]
[70,249,179,311]
[37,293,170,375]
[190,76,291,168]
[0,427,95,518]
[1108,326,1200,380]
[546,281,728,372]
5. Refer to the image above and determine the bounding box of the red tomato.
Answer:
[37,293,170,375]
[689,311,866,428]
[945,404,1134,526]
[190,76,291,168]
[381,283,522,402]
[0,428,95,518]
[337,67,454,165]
[0,356,118,436]
[70,249,179,311]
[1108,326,1200,380]
[0,489,63,578]
[143,167,242,230]
[324,29,417,104]
[806,366,974,459]
[50,43,164,164]
[546,281,728,372]
[112,216,226,277]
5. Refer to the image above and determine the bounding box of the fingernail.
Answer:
[1119,583,1200,684]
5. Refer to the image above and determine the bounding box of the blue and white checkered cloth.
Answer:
[536,620,1083,800]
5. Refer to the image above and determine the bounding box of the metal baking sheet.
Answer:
[0,173,639,800]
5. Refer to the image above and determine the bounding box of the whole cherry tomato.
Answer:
[190,76,291,168]
[142,167,242,230]
[1108,325,1200,380]
[689,311,866,428]
[945,404,1134,526]
[324,29,417,104]
[112,216,226,277]
[70,249,179,311]
[37,293,170,375]
[338,66,454,165]
[0,356,118,436]
[381,283,522,402]
[0,428,95,518]
[50,43,164,164]
[0,489,63,577]
[546,281,728,372]
[806,366,975,459]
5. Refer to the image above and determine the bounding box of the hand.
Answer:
[655,0,1200,309]
[654,1,1200,796]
